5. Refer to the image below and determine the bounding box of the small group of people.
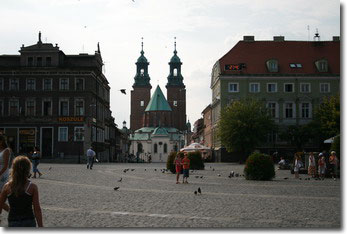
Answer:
[0,135,43,227]
[174,152,190,184]
[293,151,339,180]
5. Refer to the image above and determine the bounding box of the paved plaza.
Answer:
[0,162,341,228]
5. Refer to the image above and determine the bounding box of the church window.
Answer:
[140,101,144,106]
[154,143,158,153]
[164,143,167,153]
[140,69,145,76]
[173,68,178,76]
[137,143,143,153]
[173,101,177,106]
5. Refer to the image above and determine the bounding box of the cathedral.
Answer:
[129,40,189,162]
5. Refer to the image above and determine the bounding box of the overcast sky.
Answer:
[0,0,341,128]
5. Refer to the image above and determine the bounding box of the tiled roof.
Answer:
[145,85,172,112]
[218,40,340,75]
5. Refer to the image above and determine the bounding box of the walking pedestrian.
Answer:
[174,153,182,184]
[31,147,42,178]
[318,154,326,180]
[308,152,316,178]
[329,151,338,180]
[0,156,43,227]
[182,152,190,184]
[86,147,96,170]
[0,136,10,212]
[293,153,302,179]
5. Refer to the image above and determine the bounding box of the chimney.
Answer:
[273,36,285,41]
[332,36,340,41]
[243,36,255,42]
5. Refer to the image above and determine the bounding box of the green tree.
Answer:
[217,99,276,161]
[309,94,340,147]
[279,124,314,151]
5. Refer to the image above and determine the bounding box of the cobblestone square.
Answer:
[0,162,340,228]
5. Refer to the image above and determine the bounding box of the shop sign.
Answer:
[58,117,85,122]
[19,129,35,135]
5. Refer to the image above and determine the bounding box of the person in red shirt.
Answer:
[181,152,190,184]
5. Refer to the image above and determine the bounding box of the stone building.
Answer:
[0,32,116,162]
[210,35,340,161]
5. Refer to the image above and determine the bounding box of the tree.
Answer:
[279,124,314,151]
[217,99,276,161]
[309,94,340,147]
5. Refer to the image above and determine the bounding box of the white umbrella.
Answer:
[324,136,335,144]
[180,143,210,152]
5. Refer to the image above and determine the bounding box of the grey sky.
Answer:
[0,0,340,127]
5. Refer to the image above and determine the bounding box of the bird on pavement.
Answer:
[218,174,221,177]
[118,178,122,182]
[48,167,52,170]
[198,187,201,194]
[154,169,157,171]
[113,187,120,191]
[123,170,127,173]
[200,176,203,179]
[195,176,199,178]
[235,173,239,177]
[284,177,289,180]
[131,169,135,171]
[194,191,197,195]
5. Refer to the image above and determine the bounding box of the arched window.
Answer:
[137,143,143,153]
[173,68,178,76]
[140,69,145,76]
[154,143,158,153]
[164,143,167,153]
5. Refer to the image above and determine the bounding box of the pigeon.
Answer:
[154,169,157,171]
[131,169,135,171]
[162,170,165,173]
[235,173,239,177]
[200,176,203,179]
[118,178,122,182]
[113,187,120,191]
[194,191,197,195]
[228,174,232,178]
[218,174,221,177]
[48,167,52,170]
[231,171,234,176]
[195,176,199,178]
[198,187,201,194]
[284,177,289,180]
[123,170,127,173]
[145,169,146,171]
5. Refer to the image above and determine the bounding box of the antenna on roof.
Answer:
[307,25,310,41]
[38,31,42,44]
[314,28,320,41]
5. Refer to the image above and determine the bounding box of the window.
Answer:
[300,83,311,93]
[267,83,277,93]
[37,57,42,67]
[60,78,69,90]
[75,78,84,91]
[140,69,144,76]
[75,99,84,116]
[58,127,68,142]
[266,59,278,72]
[284,83,294,93]
[301,103,310,118]
[74,127,84,141]
[320,83,330,93]
[290,63,302,68]
[9,99,19,116]
[26,79,36,90]
[284,103,294,118]
[27,57,33,66]
[140,101,144,107]
[43,79,52,90]
[0,78,3,90]
[164,143,167,153]
[10,79,19,90]
[173,68,178,76]
[154,143,158,153]
[0,100,3,116]
[173,101,178,106]
[228,83,239,92]
[315,59,328,72]
[267,102,277,118]
[59,99,69,116]
[46,57,51,67]
[43,99,52,116]
[249,83,260,93]
[26,99,35,116]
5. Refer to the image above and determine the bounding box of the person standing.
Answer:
[318,154,326,180]
[182,152,190,184]
[31,147,42,178]
[0,156,43,227]
[329,151,339,180]
[293,153,302,179]
[308,152,316,178]
[86,147,96,170]
[0,136,10,212]
[174,153,182,184]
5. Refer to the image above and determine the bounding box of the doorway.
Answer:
[41,128,53,158]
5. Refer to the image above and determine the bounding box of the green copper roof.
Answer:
[152,127,169,136]
[137,50,148,63]
[145,85,172,112]
[170,51,181,63]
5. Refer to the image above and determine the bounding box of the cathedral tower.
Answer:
[130,39,152,131]
[166,38,186,131]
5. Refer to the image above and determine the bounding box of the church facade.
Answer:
[129,41,187,162]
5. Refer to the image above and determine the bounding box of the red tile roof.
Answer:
[218,40,340,75]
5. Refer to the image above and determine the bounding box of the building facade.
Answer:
[210,35,340,161]
[0,33,116,162]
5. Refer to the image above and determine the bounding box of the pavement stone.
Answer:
[0,162,341,228]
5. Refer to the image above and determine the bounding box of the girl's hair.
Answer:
[0,135,8,149]
[9,156,31,197]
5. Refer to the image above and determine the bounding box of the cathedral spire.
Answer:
[133,37,151,88]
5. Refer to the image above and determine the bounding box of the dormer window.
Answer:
[266,59,278,72]
[315,59,328,72]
